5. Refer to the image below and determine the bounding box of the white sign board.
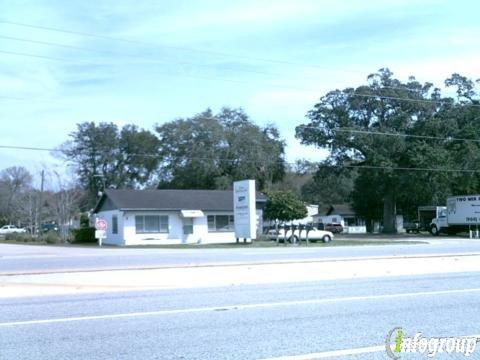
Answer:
[447,195,480,225]
[233,180,256,239]
[95,230,106,239]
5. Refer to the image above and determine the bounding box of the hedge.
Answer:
[71,227,96,243]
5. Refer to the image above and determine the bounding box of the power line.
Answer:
[2,48,478,109]
[0,20,454,94]
[0,49,80,63]
[0,144,479,173]
[0,35,287,78]
[0,34,432,94]
[0,19,381,73]
[296,126,480,143]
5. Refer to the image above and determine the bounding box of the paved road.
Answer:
[2,237,480,274]
[1,272,479,359]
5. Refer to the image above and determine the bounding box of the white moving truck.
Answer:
[430,195,480,235]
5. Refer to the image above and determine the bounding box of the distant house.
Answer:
[312,204,366,234]
[93,189,266,246]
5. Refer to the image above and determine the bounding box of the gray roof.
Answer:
[94,189,267,213]
[326,204,356,216]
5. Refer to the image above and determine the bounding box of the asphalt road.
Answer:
[1,272,480,359]
[1,237,480,274]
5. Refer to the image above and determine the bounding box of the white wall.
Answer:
[97,209,265,246]
[123,211,182,245]
[96,210,124,246]
[202,211,236,244]
[122,210,237,245]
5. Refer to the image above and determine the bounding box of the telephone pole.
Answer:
[35,170,45,235]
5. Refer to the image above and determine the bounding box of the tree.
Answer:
[61,122,161,208]
[267,161,314,199]
[50,171,83,242]
[263,190,307,244]
[296,69,440,233]
[0,166,33,224]
[296,69,480,232]
[156,108,285,190]
[300,161,355,206]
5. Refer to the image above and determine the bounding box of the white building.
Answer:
[313,204,367,234]
[93,189,266,246]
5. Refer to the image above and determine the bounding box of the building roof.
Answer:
[93,189,267,213]
[326,203,356,216]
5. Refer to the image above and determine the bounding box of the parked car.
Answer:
[0,225,27,235]
[324,223,343,234]
[267,227,334,243]
[404,220,421,233]
[41,223,59,233]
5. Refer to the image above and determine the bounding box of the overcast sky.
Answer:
[1,0,479,180]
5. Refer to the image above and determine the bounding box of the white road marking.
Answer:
[1,287,480,327]
[258,345,386,359]
[259,334,480,360]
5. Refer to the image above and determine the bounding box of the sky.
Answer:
[0,0,479,184]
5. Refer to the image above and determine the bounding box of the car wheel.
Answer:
[322,235,332,243]
[289,235,299,244]
[430,225,439,236]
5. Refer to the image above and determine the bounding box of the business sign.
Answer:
[95,218,107,231]
[447,195,480,225]
[233,180,256,239]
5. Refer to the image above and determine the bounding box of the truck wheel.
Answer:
[430,225,439,236]
[322,235,332,243]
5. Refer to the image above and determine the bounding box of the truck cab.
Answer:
[430,208,447,235]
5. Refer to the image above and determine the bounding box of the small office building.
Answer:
[93,189,266,246]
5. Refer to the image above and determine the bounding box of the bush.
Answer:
[80,213,90,228]
[4,233,37,242]
[40,232,61,244]
[71,227,96,243]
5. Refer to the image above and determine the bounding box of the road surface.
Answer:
[1,272,479,359]
[2,237,480,274]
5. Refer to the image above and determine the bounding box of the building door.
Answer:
[182,218,193,237]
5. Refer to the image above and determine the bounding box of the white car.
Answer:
[267,227,334,243]
[0,225,27,235]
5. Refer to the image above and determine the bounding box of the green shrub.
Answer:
[4,233,37,242]
[71,227,96,243]
[79,213,90,228]
[40,232,61,244]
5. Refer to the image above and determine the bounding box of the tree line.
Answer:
[2,69,478,233]
[60,107,286,208]
[296,69,480,232]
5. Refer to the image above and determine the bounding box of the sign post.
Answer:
[233,180,256,241]
[95,218,107,247]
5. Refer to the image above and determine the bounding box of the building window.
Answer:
[207,215,234,232]
[112,215,118,234]
[135,215,169,233]
[183,218,193,235]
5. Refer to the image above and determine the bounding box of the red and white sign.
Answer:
[95,218,108,231]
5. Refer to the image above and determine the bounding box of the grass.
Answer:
[0,237,426,248]
[115,239,427,249]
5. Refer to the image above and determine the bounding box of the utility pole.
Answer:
[35,170,45,235]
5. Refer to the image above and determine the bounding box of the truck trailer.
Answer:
[430,195,480,235]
